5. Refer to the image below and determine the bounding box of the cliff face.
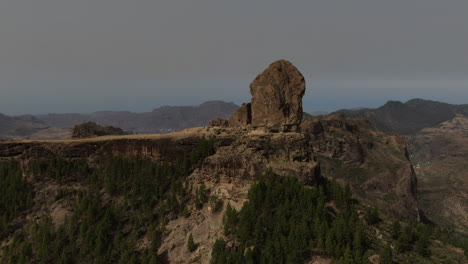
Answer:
[302,115,418,219]
[0,135,201,166]
[406,114,468,235]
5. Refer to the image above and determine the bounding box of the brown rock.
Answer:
[250,60,305,132]
[301,116,419,218]
[71,122,127,139]
[228,103,251,127]
[208,118,228,127]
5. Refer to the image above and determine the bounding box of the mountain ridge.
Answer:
[0,101,239,139]
[335,98,468,135]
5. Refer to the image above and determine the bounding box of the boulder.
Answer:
[250,60,305,132]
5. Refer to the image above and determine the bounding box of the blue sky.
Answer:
[1,0,467,115]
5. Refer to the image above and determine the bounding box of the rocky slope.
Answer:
[406,114,468,236]
[336,99,468,238]
[301,114,418,219]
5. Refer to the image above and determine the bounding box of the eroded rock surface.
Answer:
[228,103,251,127]
[224,60,305,132]
[407,114,468,235]
[302,116,419,219]
[250,60,305,132]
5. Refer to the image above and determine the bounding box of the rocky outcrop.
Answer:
[225,60,306,132]
[193,131,320,186]
[228,103,251,127]
[71,122,127,139]
[250,60,305,132]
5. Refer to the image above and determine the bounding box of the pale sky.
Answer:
[1,0,467,115]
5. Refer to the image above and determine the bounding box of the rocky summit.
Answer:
[224,60,306,132]
[250,60,306,132]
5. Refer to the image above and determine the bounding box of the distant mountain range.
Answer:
[0,101,239,139]
[335,98,468,134]
[2,98,467,139]
[0,114,49,139]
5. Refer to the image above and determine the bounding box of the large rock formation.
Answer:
[250,60,305,132]
[225,60,306,132]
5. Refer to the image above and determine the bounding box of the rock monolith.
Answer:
[249,60,305,132]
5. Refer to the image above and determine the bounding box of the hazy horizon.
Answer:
[1,1,467,115]
[3,95,466,117]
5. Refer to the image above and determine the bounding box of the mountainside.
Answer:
[337,99,468,238]
[0,124,465,263]
[301,114,418,218]
[406,114,468,237]
[336,99,468,135]
[37,101,238,135]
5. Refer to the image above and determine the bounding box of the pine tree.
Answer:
[396,225,413,252]
[379,245,393,264]
[187,233,196,252]
[342,245,354,264]
[390,220,401,240]
[415,228,431,257]
[364,207,380,225]
[325,231,335,255]
[223,203,238,236]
